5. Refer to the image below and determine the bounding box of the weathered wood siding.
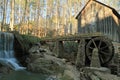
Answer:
[77,1,120,42]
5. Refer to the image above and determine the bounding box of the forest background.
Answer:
[0,0,120,37]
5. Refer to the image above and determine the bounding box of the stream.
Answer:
[0,70,48,80]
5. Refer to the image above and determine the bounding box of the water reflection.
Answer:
[0,70,47,80]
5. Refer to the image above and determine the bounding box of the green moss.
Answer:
[22,35,41,44]
[12,31,41,52]
[21,34,41,51]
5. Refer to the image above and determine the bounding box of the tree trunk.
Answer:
[21,0,30,34]
[1,0,7,31]
[17,0,22,32]
[10,0,15,31]
[36,0,40,36]
[22,0,27,23]
[18,0,21,23]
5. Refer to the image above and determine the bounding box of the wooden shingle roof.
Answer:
[76,0,120,19]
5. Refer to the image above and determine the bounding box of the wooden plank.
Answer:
[41,32,103,42]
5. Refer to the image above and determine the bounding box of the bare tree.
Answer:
[1,0,8,31]
[10,0,15,31]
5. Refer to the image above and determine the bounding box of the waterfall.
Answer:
[0,32,25,70]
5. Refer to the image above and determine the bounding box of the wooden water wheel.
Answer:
[86,36,114,66]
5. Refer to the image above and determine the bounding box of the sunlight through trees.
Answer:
[0,0,119,37]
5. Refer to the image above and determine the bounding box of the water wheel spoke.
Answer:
[87,46,94,49]
[91,39,97,48]
[100,50,110,56]
[99,55,104,63]
[98,40,102,49]
[100,45,108,50]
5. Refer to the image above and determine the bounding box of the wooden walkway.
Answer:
[40,32,115,70]
[41,32,103,42]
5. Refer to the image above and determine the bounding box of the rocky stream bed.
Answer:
[0,42,120,80]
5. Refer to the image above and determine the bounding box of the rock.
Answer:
[29,53,44,61]
[27,63,53,74]
[80,67,111,74]
[28,46,40,53]
[90,48,101,68]
[80,71,92,80]
[39,48,47,52]
[89,73,100,80]
[60,74,74,80]
[0,66,12,74]
[13,32,27,65]
[28,45,46,62]
[27,45,66,74]
[94,71,119,80]
[28,44,46,54]
[27,58,65,74]
[46,75,58,80]
[63,64,80,80]
[34,42,41,48]
[44,54,66,65]
[79,67,120,80]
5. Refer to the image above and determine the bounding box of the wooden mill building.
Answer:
[76,0,120,42]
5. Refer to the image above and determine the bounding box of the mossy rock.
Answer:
[13,31,41,53]
[21,34,41,51]
[27,58,65,74]
[12,31,41,66]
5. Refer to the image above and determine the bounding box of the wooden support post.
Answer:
[53,41,59,57]
[76,39,85,68]
[53,41,64,58]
